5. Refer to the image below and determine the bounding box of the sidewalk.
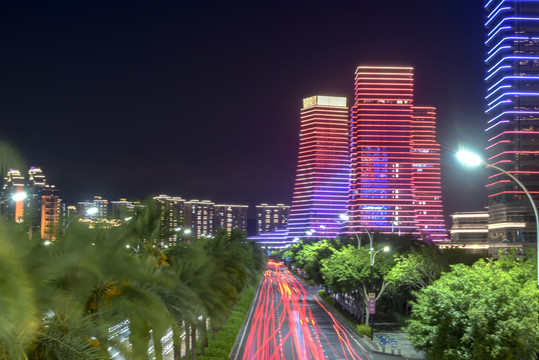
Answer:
[358,316,425,359]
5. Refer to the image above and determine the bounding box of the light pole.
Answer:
[369,246,389,340]
[63,207,99,234]
[457,150,539,286]
[338,213,391,340]
[339,213,363,250]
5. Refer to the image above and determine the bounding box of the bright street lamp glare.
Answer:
[339,214,350,221]
[86,207,99,215]
[11,192,27,202]
[183,229,192,235]
[383,246,390,252]
[456,150,483,167]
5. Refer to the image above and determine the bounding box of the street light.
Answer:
[457,149,539,286]
[339,213,363,250]
[369,245,389,340]
[11,192,27,202]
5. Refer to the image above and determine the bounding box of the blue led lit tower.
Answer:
[484,0,539,243]
[287,95,350,240]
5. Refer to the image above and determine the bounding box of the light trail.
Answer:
[241,260,369,360]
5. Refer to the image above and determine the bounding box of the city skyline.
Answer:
[0,1,487,224]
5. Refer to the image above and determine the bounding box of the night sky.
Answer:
[0,1,488,223]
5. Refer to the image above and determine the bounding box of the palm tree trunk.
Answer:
[191,325,197,360]
[154,331,164,360]
[173,327,182,360]
[200,319,208,354]
[185,322,190,359]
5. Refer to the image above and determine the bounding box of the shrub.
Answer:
[355,324,371,337]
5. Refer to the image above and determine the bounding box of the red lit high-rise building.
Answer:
[349,66,447,240]
[411,106,447,241]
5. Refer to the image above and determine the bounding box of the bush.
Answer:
[318,289,335,306]
[355,324,371,337]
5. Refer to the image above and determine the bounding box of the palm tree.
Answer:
[0,223,39,359]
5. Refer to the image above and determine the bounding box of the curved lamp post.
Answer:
[457,150,539,286]
[338,213,391,340]
[339,213,366,250]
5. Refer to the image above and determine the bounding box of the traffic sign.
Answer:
[368,293,376,314]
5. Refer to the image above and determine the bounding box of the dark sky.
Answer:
[0,1,488,222]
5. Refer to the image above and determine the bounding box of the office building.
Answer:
[1,169,26,223]
[348,66,447,239]
[287,95,350,241]
[256,203,290,235]
[154,195,185,247]
[41,185,61,241]
[449,211,489,244]
[214,204,248,234]
[411,107,447,241]
[484,1,539,243]
[184,200,214,238]
[77,196,109,220]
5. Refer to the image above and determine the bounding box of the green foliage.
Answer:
[294,240,336,284]
[355,324,371,338]
[0,224,39,359]
[0,199,263,359]
[198,283,258,360]
[407,256,539,360]
[317,289,335,306]
[386,247,446,290]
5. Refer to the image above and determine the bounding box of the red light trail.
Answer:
[239,260,370,360]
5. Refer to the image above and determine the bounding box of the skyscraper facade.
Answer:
[349,66,416,234]
[256,203,290,235]
[349,66,447,239]
[287,95,350,240]
[41,185,60,241]
[411,107,447,241]
[484,0,539,243]
[214,204,248,234]
[1,169,26,223]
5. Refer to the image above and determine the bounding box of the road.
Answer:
[232,260,378,360]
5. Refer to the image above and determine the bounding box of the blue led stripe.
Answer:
[485,7,512,26]
[487,110,539,124]
[485,0,502,9]
[487,0,506,15]
[487,76,539,92]
[485,65,512,81]
[488,17,539,38]
[486,120,510,132]
[486,85,511,99]
[486,27,513,45]
[488,92,539,107]
[488,56,539,73]
[488,36,527,55]
[486,100,512,113]
[485,46,512,62]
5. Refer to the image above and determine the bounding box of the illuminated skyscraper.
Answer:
[349,66,447,239]
[349,66,416,234]
[1,169,26,223]
[41,185,60,241]
[184,200,214,238]
[484,1,539,243]
[256,203,290,235]
[411,107,447,241]
[214,204,248,234]
[287,95,350,240]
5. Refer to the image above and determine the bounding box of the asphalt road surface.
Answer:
[232,260,380,360]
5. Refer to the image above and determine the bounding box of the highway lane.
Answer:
[233,260,373,360]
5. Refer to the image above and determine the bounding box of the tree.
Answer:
[0,224,39,359]
[320,245,393,325]
[294,240,336,284]
[385,247,446,290]
[407,255,539,360]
